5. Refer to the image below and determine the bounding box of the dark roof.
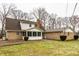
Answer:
[5,18,43,31]
[20,20,35,24]
[5,18,21,30]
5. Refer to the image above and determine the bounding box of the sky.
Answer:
[0,0,79,28]
[0,0,79,17]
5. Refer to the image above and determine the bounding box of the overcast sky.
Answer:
[0,0,79,17]
[0,0,79,28]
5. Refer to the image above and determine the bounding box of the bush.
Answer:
[60,35,67,41]
[74,35,78,40]
[24,37,28,41]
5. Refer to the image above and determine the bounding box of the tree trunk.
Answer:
[63,28,65,35]
[1,17,6,37]
[43,20,46,31]
[73,26,76,35]
[1,23,5,37]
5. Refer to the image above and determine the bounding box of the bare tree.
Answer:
[68,3,79,34]
[11,9,24,20]
[22,12,28,20]
[11,9,31,20]
[49,13,57,29]
[0,3,16,37]
[33,8,49,30]
[56,17,62,28]
[69,15,79,34]
[24,13,34,20]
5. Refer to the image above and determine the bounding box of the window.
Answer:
[22,31,26,36]
[27,32,41,37]
[38,32,41,36]
[29,24,32,27]
[33,32,37,36]
[28,31,32,36]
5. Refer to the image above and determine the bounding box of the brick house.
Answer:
[44,28,74,40]
[5,18,44,40]
[4,18,74,40]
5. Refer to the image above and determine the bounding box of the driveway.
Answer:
[0,39,25,46]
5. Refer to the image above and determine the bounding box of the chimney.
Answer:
[35,19,44,30]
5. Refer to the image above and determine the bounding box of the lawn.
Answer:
[0,40,79,56]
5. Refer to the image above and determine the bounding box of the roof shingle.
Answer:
[5,18,21,30]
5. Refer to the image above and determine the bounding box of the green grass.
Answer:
[0,40,79,56]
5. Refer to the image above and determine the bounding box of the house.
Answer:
[4,18,74,40]
[44,28,74,40]
[43,29,63,40]
[63,27,74,40]
[5,18,44,40]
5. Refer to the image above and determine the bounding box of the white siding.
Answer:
[28,36,42,40]
[20,23,43,40]
[27,31,43,40]
[27,28,43,32]
[20,23,35,30]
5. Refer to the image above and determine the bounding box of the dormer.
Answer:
[20,20,35,30]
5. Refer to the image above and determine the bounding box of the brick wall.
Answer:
[44,32,74,40]
[6,31,22,40]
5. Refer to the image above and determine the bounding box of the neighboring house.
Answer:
[63,27,74,39]
[5,18,44,40]
[43,29,63,40]
[44,28,74,40]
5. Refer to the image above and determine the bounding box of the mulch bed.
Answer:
[0,39,25,47]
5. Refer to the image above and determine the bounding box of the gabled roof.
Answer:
[5,18,43,31]
[5,18,21,30]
